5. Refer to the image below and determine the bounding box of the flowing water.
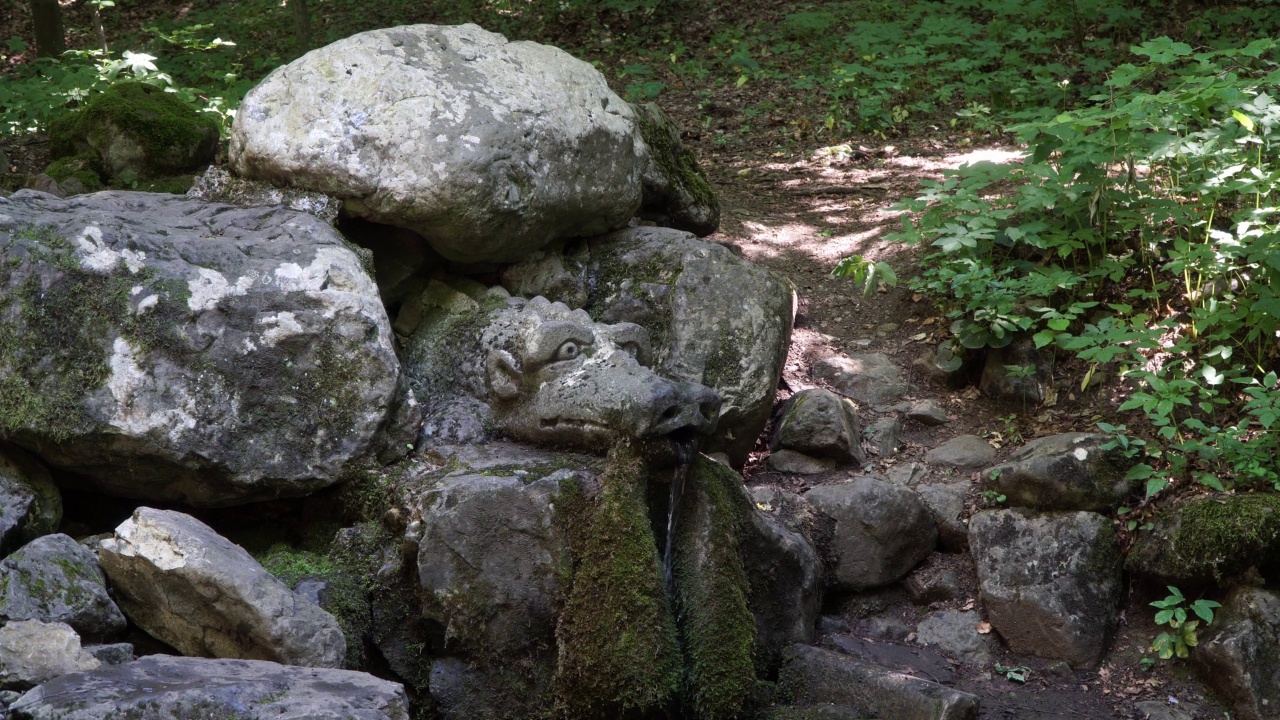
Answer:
[662,436,699,591]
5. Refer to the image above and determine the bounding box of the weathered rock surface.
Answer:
[778,644,979,720]
[804,477,936,590]
[925,435,995,470]
[403,292,720,455]
[865,415,903,459]
[84,643,133,666]
[904,566,965,605]
[772,388,865,465]
[49,82,218,180]
[980,339,1047,405]
[232,24,644,263]
[915,610,996,666]
[634,102,719,235]
[768,449,836,474]
[1127,493,1280,584]
[187,165,341,225]
[0,191,400,506]
[968,509,1122,667]
[8,655,410,719]
[916,482,969,552]
[813,353,907,405]
[0,448,61,554]
[0,620,98,690]
[502,227,794,464]
[988,433,1134,512]
[98,507,346,667]
[0,533,125,641]
[906,399,950,426]
[1193,586,1280,720]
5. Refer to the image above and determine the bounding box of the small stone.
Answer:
[915,610,996,666]
[875,322,899,336]
[25,175,64,198]
[884,462,927,488]
[906,399,949,426]
[0,620,98,690]
[925,435,995,470]
[1134,700,1194,720]
[863,614,914,642]
[768,450,837,475]
[903,566,964,605]
[915,482,969,552]
[864,416,903,458]
[84,643,133,666]
[772,388,865,465]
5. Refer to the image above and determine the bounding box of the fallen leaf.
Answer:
[976,622,992,634]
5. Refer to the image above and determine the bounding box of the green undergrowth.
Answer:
[893,37,1280,502]
[672,455,757,720]
[554,441,683,719]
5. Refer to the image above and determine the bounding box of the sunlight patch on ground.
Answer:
[948,147,1027,167]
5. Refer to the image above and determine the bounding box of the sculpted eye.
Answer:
[554,341,581,362]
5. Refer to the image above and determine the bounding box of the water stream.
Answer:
[662,436,699,592]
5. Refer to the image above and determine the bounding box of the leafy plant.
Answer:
[832,255,897,296]
[1150,586,1220,661]
[994,663,1031,683]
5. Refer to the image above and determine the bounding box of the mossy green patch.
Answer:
[0,224,191,443]
[48,82,218,180]
[635,102,719,222]
[1128,493,1280,583]
[44,155,104,192]
[554,442,682,719]
[672,455,757,720]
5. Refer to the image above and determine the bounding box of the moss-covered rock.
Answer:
[554,442,682,718]
[43,155,103,194]
[635,102,720,236]
[1127,493,1280,584]
[672,456,757,719]
[49,82,218,180]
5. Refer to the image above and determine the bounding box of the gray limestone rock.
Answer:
[904,566,965,605]
[634,102,719,236]
[187,165,341,225]
[1193,586,1280,720]
[968,509,1122,667]
[865,416,903,459]
[907,399,950,426]
[778,644,979,720]
[84,643,133,666]
[915,610,996,666]
[0,448,61,555]
[8,655,410,720]
[0,620,98,690]
[0,190,400,506]
[813,353,907,405]
[98,508,346,668]
[768,450,837,475]
[804,477,936,590]
[987,432,1135,512]
[0,533,126,641]
[925,435,995,470]
[772,388,865,465]
[502,227,794,465]
[916,482,970,552]
[231,24,643,263]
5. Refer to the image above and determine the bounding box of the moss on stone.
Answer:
[44,155,104,192]
[554,441,682,718]
[1128,493,1280,583]
[672,455,757,720]
[48,82,219,180]
[635,102,719,234]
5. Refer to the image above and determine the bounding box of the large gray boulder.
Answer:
[771,388,865,465]
[502,227,794,464]
[804,477,936,591]
[778,644,979,720]
[0,190,400,506]
[0,448,61,555]
[98,508,347,668]
[0,620,98,690]
[988,432,1135,512]
[231,24,644,263]
[0,534,126,641]
[968,509,1122,667]
[1194,586,1280,720]
[8,655,410,720]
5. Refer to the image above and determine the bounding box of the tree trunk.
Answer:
[30,0,66,58]
[289,0,311,53]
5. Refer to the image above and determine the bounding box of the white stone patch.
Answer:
[187,268,257,312]
[121,248,146,274]
[135,294,159,313]
[259,311,306,347]
[106,337,197,442]
[103,519,189,572]
[74,225,122,273]
[1072,448,1089,461]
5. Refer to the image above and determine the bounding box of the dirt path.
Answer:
[692,138,1229,720]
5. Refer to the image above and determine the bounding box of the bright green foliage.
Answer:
[1149,585,1220,660]
[895,38,1280,495]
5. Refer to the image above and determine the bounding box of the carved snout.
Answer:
[647,381,721,437]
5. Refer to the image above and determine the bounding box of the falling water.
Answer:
[662,435,698,591]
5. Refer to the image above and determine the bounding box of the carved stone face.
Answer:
[481,298,721,448]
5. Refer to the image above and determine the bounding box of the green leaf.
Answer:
[1145,477,1170,498]
[1232,109,1256,133]
[1125,464,1155,481]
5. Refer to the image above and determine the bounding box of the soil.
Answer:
[0,6,1240,719]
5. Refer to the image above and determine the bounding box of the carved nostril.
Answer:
[661,405,680,420]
